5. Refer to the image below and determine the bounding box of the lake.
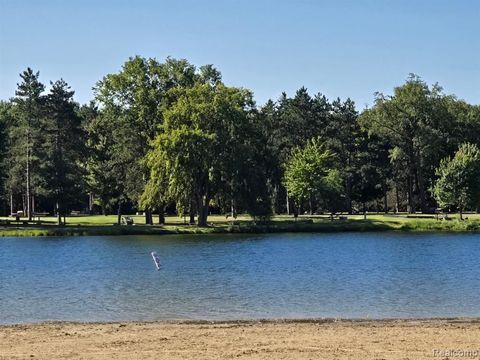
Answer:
[1,232,479,324]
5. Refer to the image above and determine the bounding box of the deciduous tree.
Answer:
[433,143,480,219]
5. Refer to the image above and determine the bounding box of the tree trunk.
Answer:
[407,172,415,213]
[231,199,236,219]
[395,183,400,213]
[10,194,13,216]
[309,195,313,215]
[383,179,388,213]
[346,177,353,215]
[145,209,153,225]
[459,208,463,221]
[197,195,210,227]
[117,201,122,225]
[56,202,62,226]
[26,139,32,221]
[22,194,26,217]
[272,184,279,215]
[286,191,290,215]
[414,162,427,213]
[189,198,196,224]
[89,193,93,213]
[363,202,367,220]
[158,205,165,225]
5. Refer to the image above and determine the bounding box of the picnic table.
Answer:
[33,212,50,220]
[121,216,134,225]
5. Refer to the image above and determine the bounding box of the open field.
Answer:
[1,319,480,360]
[1,213,480,236]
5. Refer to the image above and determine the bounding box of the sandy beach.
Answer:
[1,319,480,359]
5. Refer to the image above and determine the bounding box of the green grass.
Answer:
[1,213,479,237]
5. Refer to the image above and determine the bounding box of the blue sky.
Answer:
[0,0,479,108]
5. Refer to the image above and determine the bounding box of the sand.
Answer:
[1,319,480,359]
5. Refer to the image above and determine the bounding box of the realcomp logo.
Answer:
[433,349,479,358]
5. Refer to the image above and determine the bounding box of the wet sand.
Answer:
[1,319,480,359]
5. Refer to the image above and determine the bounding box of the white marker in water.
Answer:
[151,251,161,270]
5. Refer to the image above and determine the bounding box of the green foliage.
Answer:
[433,143,480,216]
[83,103,126,213]
[143,83,271,225]
[7,68,46,218]
[283,137,342,212]
[350,132,389,210]
[93,56,223,220]
[1,62,480,225]
[0,102,10,211]
[359,75,462,212]
[42,79,86,219]
[143,126,216,212]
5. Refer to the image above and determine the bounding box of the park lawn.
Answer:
[0,213,480,236]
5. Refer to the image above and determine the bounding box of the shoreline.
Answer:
[1,218,480,237]
[3,316,480,327]
[2,318,480,359]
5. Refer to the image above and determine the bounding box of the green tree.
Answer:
[433,143,480,220]
[360,75,458,213]
[84,104,130,222]
[43,79,86,224]
[324,98,359,214]
[143,83,270,226]
[283,137,341,215]
[9,68,46,220]
[0,101,11,215]
[350,133,386,218]
[143,127,215,226]
[264,89,330,214]
[94,56,222,224]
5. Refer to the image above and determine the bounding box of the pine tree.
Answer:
[43,79,85,224]
[10,68,45,220]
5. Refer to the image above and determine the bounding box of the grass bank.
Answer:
[1,213,480,237]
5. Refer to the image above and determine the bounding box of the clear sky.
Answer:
[0,0,479,109]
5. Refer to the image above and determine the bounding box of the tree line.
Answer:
[0,57,479,225]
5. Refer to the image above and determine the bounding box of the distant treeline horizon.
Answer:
[1,56,479,225]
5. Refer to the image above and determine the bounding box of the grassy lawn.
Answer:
[1,212,480,237]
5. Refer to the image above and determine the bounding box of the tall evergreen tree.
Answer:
[265,88,330,214]
[9,68,45,220]
[0,101,11,215]
[324,98,359,214]
[43,79,85,224]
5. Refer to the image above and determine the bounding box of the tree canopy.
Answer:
[433,143,480,219]
[1,63,479,224]
[283,137,342,215]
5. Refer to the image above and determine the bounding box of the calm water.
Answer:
[1,232,480,324]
